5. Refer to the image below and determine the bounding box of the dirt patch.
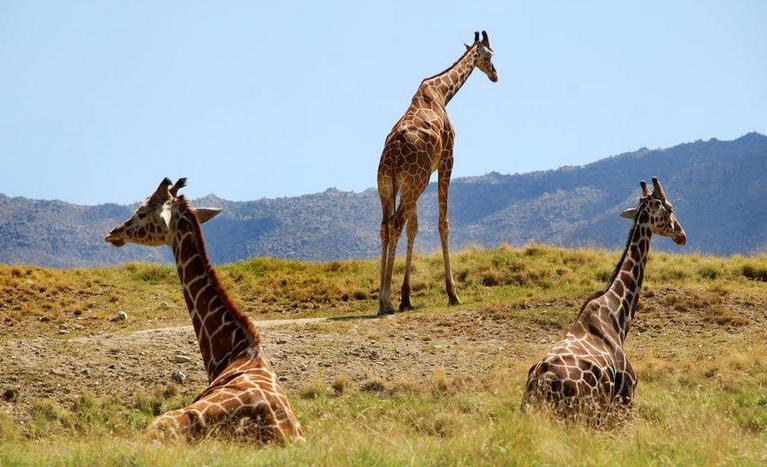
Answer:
[0,309,554,423]
[1,290,764,425]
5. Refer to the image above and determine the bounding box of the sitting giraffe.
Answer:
[522,177,687,424]
[105,178,303,443]
[377,31,498,314]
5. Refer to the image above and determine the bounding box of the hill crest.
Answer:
[1,133,765,266]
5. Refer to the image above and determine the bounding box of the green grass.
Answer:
[1,245,767,465]
[1,364,766,465]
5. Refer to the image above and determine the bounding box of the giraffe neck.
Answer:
[169,198,261,382]
[581,202,652,344]
[419,46,479,106]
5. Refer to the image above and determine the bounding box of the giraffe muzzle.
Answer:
[105,230,127,247]
[673,232,687,246]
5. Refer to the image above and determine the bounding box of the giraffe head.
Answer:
[466,30,498,82]
[105,177,221,247]
[620,177,687,245]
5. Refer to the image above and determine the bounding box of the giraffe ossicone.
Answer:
[522,176,686,426]
[377,30,498,315]
[106,178,303,443]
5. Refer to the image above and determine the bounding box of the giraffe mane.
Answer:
[576,200,645,318]
[175,196,262,348]
[420,42,477,84]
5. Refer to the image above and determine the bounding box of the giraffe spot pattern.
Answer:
[522,201,671,425]
[376,45,488,313]
[145,199,302,443]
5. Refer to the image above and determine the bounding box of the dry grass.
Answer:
[3,245,765,341]
[330,374,353,395]
[1,245,766,464]
[2,358,767,465]
[298,378,329,400]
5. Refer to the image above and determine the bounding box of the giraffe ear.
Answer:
[619,208,638,219]
[191,207,222,224]
[465,42,471,50]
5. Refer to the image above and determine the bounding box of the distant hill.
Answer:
[1,133,765,267]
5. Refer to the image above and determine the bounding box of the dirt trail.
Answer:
[70,316,332,343]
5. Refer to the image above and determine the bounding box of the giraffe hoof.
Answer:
[399,301,413,311]
[377,306,395,316]
[448,296,462,306]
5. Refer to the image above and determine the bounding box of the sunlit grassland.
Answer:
[1,244,765,339]
[1,245,766,465]
[2,356,766,465]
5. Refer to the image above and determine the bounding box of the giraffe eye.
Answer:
[138,212,147,219]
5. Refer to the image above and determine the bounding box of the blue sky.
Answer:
[1,1,765,205]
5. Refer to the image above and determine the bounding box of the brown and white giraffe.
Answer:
[377,31,498,314]
[522,177,687,424]
[105,178,303,443]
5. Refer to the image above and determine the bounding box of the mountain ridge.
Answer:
[1,132,766,267]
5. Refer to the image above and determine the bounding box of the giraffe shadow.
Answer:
[326,314,380,322]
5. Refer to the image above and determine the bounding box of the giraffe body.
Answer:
[147,351,300,442]
[377,31,498,314]
[522,177,686,424]
[106,178,302,443]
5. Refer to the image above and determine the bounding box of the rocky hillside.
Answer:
[1,133,765,267]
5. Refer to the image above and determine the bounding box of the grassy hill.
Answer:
[1,245,766,465]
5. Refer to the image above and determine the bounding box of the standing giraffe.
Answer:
[522,177,687,424]
[377,31,498,314]
[105,178,303,443]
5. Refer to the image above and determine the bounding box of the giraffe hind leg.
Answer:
[377,179,396,315]
[437,161,461,306]
[145,394,292,444]
[382,203,409,314]
[378,216,395,315]
[229,402,288,444]
[399,211,418,311]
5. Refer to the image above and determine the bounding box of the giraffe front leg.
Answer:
[614,358,637,406]
[145,406,204,442]
[438,158,461,306]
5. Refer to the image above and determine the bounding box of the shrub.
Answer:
[742,264,767,282]
[2,388,19,402]
[331,374,353,395]
[360,378,386,393]
[352,290,368,300]
[298,379,327,399]
[697,265,718,280]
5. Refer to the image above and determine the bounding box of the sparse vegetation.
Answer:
[330,374,353,395]
[3,246,765,341]
[298,378,328,400]
[742,263,767,282]
[1,245,766,464]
